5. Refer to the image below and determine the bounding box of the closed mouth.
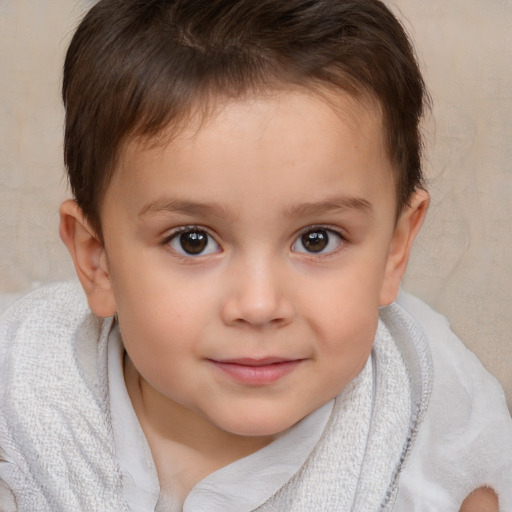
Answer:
[213,357,299,366]
[208,357,303,385]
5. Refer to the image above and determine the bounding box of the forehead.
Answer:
[108,89,394,217]
[124,88,386,161]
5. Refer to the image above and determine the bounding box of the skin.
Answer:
[60,90,492,509]
[459,488,499,512]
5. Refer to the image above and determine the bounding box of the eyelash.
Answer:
[161,224,347,259]
[292,225,347,256]
[161,225,220,256]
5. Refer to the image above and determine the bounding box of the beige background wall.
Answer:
[1,0,511,411]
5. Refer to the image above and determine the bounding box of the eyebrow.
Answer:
[138,194,372,219]
[138,198,234,219]
[283,195,373,218]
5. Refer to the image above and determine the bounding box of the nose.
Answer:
[220,257,294,329]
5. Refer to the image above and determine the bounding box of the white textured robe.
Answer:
[0,281,511,511]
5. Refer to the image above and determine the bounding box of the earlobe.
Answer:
[379,188,429,306]
[59,199,116,317]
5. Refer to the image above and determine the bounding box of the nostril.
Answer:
[220,294,294,328]
[220,264,294,327]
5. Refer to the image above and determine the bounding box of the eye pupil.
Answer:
[302,230,328,252]
[180,231,208,254]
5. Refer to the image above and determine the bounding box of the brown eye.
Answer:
[180,231,207,254]
[169,229,220,256]
[292,228,343,254]
[302,230,329,252]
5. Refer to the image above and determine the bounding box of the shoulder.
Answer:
[0,280,111,398]
[0,279,90,327]
[0,280,109,411]
[0,280,102,387]
[0,281,124,510]
[396,290,509,423]
[393,291,512,511]
[396,290,506,405]
[0,280,100,360]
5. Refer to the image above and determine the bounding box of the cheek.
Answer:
[304,270,381,379]
[117,291,206,348]
[321,306,377,371]
[110,249,212,321]
[305,259,382,329]
[111,272,211,360]
[115,297,202,400]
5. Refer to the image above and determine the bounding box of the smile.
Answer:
[209,357,303,385]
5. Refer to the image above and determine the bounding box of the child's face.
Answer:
[90,90,422,437]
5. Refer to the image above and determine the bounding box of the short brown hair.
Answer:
[63,0,428,237]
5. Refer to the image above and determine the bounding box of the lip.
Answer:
[209,357,303,385]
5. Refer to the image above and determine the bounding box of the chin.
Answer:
[218,412,303,438]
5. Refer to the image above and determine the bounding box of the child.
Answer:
[1,0,511,510]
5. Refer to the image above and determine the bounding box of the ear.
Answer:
[379,188,429,306]
[59,199,117,317]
